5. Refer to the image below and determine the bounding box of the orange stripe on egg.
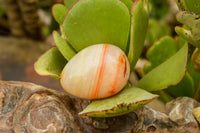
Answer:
[108,54,126,95]
[92,44,109,99]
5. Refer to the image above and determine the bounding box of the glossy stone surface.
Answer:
[60,44,130,99]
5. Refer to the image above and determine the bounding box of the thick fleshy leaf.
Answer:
[120,0,133,13]
[175,27,196,46]
[187,59,200,91]
[175,0,200,14]
[52,4,68,25]
[144,36,198,97]
[64,0,79,10]
[136,43,188,92]
[169,58,200,98]
[166,72,194,97]
[177,11,200,37]
[189,49,200,97]
[63,0,130,51]
[144,36,178,73]
[79,86,158,117]
[34,47,67,79]
[53,31,76,61]
[143,36,195,97]
[174,36,187,49]
[146,19,171,46]
[128,0,149,71]
[175,11,200,48]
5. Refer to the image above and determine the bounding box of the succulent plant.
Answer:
[175,11,200,48]
[34,0,189,117]
[175,0,200,48]
[174,0,200,100]
[175,0,200,14]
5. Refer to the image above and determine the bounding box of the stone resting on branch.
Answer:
[0,80,199,133]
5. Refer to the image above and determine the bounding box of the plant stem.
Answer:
[155,90,173,103]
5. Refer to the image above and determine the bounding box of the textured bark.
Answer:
[17,0,42,40]
[0,80,200,133]
[5,0,25,37]
[4,0,64,39]
[4,0,47,39]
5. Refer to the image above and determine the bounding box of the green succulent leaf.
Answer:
[64,0,79,10]
[63,0,130,52]
[177,11,200,34]
[187,58,200,91]
[174,36,187,49]
[143,36,195,97]
[175,0,200,14]
[120,0,133,13]
[166,72,194,97]
[146,19,171,46]
[175,11,200,48]
[190,48,200,98]
[52,4,68,25]
[136,43,188,92]
[144,36,178,73]
[79,86,158,117]
[128,0,149,71]
[191,49,200,98]
[34,47,67,79]
[53,31,76,61]
[175,27,196,46]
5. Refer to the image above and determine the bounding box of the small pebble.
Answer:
[193,107,200,123]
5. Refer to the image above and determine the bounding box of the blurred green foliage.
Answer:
[149,0,169,19]
[0,2,6,17]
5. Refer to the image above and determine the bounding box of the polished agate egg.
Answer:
[60,44,130,99]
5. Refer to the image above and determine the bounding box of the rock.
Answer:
[0,81,80,133]
[166,97,200,126]
[132,97,200,133]
[0,81,200,133]
[0,81,139,133]
[193,107,200,124]
[165,97,200,132]
[133,106,174,133]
